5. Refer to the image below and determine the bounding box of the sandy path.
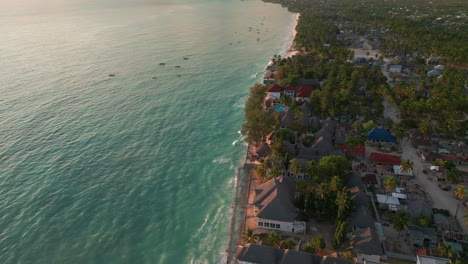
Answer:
[401,139,468,233]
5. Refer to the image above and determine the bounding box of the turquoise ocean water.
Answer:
[0,0,294,263]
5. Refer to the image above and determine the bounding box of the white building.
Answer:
[266,84,282,99]
[416,255,451,264]
[253,176,306,234]
[376,194,400,211]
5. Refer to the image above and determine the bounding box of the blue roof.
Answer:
[357,58,367,63]
[367,127,397,142]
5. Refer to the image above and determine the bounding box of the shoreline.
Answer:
[282,13,300,59]
[225,12,300,264]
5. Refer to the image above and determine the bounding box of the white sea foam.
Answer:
[212,158,230,164]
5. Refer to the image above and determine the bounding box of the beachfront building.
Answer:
[295,85,314,102]
[283,84,295,98]
[267,84,282,100]
[253,177,306,234]
[235,244,353,264]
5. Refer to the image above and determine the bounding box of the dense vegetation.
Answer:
[264,0,468,64]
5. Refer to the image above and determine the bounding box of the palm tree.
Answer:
[330,176,344,192]
[264,231,282,248]
[315,183,329,200]
[255,163,268,180]
[383,176,397,193]
[455,185,466,218]
[307,160,317,180]
[418,118,432,135]
[447,168,461,184]
[336,189,351,220]
[290,159,301,177]
[242,228,259,244]
[270,165,281,179]
[303,242,316,254]
[455,185,466,200]
[280,237,297,249]
[439,244,453,259]
[391,210,410,238]
[341,251,354,262]
[400,159,413,174]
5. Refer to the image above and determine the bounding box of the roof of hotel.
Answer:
[370,152,402,165]
[267,83,282,92]
[253,176,297,222]
[236,244,353,264]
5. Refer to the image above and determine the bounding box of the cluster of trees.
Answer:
[242,229,297,249]
[242,84,275,144]
[265,0,468,64]
[383,69,467,138]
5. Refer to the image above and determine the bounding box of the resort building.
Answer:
[283,84,295,98]
[267,84,282,100]
[295,85,314,101]
[235,244,353,264]
[253,177,306,234]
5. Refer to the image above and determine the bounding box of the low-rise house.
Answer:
[253,176,305,234]
[407,200,432,218]
[370,152,402,166]
[267,84,282,99]
[434,65,445,71]
[376,194,400,211]
[416,255,451,264]
[339,144,366,156]
[353,161,374,172]
[393,165,413,177]
[348,175,375,230]
[362,173,379,188]
[347,227,383,264]
[283,84,295,98]
[409,225,438,249]
[295,85,314,102]
[389,65,402,73]
[367,128,397,143]
[251,143,271,161]
[427,69,441,77]
[433,213,450,231]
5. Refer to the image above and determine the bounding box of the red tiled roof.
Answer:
[370,152,401,165]
[338,144,366,156]
[267,84,282,93]
[283,84,295,91]
[362,174,378,185]
[295,85,314,98]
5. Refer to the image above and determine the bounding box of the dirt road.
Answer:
[401,139,467,233]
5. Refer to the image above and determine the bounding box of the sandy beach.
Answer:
[282,13,300,58]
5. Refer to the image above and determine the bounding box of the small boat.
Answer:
[183,57,189,60]
[159,63,166,65]
[175,66,181,68]
[152,77,157,79]
[109,74,115,77]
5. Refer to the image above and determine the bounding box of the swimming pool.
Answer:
[273,104,285,112]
